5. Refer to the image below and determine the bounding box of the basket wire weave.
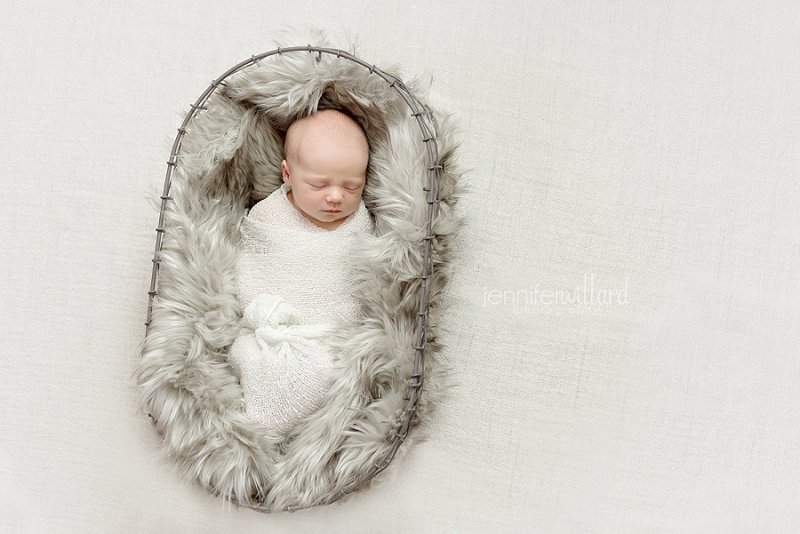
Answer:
[145,46,442,510]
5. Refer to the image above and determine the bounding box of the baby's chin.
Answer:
[310,215,347,230]
[315,209,353,224]
[318,202,360,219]
[296,206,357,230]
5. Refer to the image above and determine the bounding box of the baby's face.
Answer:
[281,111,368,231]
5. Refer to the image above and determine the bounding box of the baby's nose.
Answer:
[326,188,343,202]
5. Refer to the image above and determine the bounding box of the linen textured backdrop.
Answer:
[1,1,798,532]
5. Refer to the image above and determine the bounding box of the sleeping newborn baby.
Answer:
[229,109,374,434]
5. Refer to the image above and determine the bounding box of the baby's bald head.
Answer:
[283,109,369,168]
[280,109,369,230]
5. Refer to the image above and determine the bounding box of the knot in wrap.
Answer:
[245,294,331,353]
[228,294,335,434]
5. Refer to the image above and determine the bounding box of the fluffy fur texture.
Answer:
[135,31,464,511]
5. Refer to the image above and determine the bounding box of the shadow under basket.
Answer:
[135,41,464,512]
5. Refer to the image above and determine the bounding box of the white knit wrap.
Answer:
[229,183,374,433]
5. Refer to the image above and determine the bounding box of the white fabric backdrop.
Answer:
[1,1,798,532]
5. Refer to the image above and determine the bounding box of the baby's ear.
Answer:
[281,160,289,182]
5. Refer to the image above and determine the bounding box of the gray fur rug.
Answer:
[135,32,464,511]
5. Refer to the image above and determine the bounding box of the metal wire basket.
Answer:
[142,45,449,511]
